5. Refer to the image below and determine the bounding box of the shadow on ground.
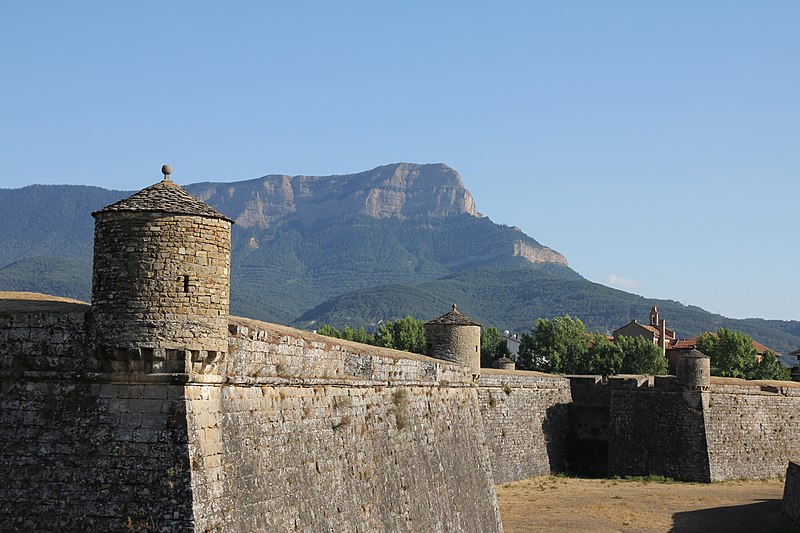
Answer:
[671,499,795,532]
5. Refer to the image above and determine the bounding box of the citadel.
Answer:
[2,167,800,531]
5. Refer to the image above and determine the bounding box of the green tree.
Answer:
[616,335,668,375]
[584,334,623,376]
[748,349,791,381]
[697,328,757,379]
[696,328,790,381]
[317,324,343,339]
[481,327,511,368]
[376,316,426,354]
[518,315,589,373]
[341,325,373,344]
[317,324,377,345]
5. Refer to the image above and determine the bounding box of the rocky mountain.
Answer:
[0,162,798,354]
[0,163,565,318]
[188,163,483,228]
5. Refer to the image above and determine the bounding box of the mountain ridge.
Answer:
[187,162,482,228]
[0,162,796,355]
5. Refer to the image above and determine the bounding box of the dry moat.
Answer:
[497,476,794,532]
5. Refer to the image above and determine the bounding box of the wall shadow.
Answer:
[670,499,795,533]
[543,403,570,473]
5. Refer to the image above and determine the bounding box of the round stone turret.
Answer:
[491,356,516,371]
[676,349,711,391]
[90,166,234,367]
[425,304,482,371]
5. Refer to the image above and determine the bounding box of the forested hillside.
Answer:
[294,265,800,355]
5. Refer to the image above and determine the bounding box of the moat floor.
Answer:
[496,476,795,532]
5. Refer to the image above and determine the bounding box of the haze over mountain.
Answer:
[1,163,798,354]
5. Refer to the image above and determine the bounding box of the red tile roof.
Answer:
[666,335,778,355]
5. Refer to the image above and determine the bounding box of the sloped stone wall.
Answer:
[477,370,571,483]
[0,312,504,531]
[704,380,800,481]
[0,374,194,531]
[184,319,503,532]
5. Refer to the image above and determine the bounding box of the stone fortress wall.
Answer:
[570,373,800,483]
[704,380,800,481]
[4,304,800,529]
[3,169,800,530]
[185,319,502,532]
[0,307,504,531]
[477,370,571,484]
[0,304,195,531]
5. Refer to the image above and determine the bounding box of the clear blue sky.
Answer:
[1,2,798,321]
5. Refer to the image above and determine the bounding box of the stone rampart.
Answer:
[6,299,800,529]
[0,306,95,373]
[0,371,194,530]
[186,318,502,532]
[477,370,571,483]
[704,378,800,481]
[0,309,503,532]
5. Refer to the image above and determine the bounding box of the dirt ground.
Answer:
[496,476,797,532]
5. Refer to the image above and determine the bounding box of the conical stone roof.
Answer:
[93,176,233,222]
[425,304,482,327]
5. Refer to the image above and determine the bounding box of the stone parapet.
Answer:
[0,309,95,373]
[224,317,475,386]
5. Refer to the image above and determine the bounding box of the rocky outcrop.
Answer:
[514,240,568,266]
[189,163,479,229]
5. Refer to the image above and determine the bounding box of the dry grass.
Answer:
[497,475,795,532]
[0,291,89,313]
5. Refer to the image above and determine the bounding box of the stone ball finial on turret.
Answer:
[90,165,234,371]
[161,164,173,180]
[676,349,711,392]
[424,303,482,372]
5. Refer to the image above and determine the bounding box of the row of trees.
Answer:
[514,315,789,380]
[316,319,514,366]
[317,317,426,354]
[317,314,791,381]
[516,315,667,376]
[696,328,790,381]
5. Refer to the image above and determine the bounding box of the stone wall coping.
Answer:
[709,383,800,396]
[193,374,474,388]
[228,315,468,370]
[710,375,800,388]
[481,367,561,378]
[477,372,570,389]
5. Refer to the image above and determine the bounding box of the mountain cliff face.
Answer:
[188,163,481,229]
